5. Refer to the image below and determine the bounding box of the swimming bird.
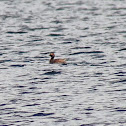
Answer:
[49,53,66,64]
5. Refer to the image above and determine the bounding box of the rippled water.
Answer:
[0,0,126,126]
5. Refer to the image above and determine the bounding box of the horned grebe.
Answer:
[49,53,66,64]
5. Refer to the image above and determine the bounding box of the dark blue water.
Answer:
[0,0,126,126]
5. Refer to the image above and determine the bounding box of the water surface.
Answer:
[0,0,126,126]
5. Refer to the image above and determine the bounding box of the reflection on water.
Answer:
[0,0,126,126]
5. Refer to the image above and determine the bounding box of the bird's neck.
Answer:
[51,56,54,60]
